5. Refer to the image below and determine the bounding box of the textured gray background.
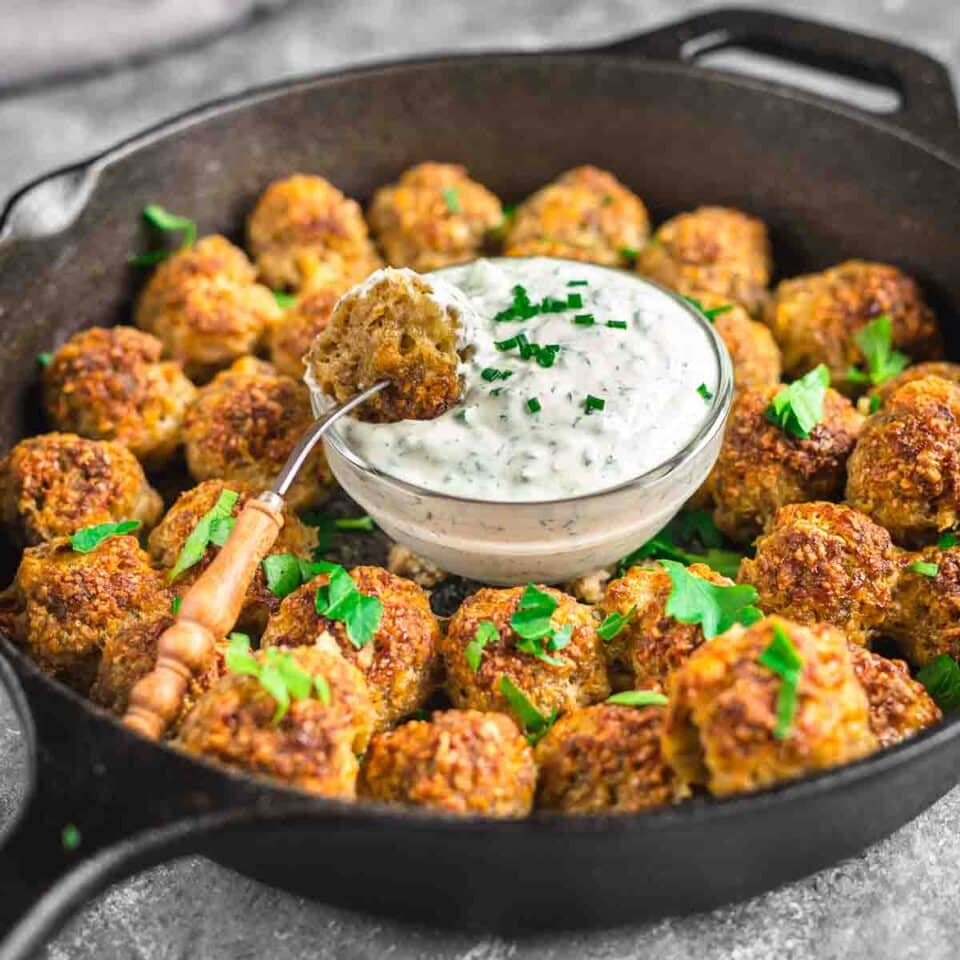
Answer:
[2,0,959,957]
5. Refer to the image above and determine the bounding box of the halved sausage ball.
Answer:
[846,642,941,747]
[135,234,280,380]
[246,174,381,291]
[846,376,960,545]
[442,585,610,719]
[504,166,649,267]
[183,357,332,511]
[766,260,940,392]
[176,645,375,798]
[266,279,348,379]
[636,206,771,316]
[662,616,877,797]
[42,326,196,468]
[368,162,503,271]
[693,293,781,388]
[710,384,863,543]
[359,709,535,816]
[738,502,899,646]
[534,702,680,814]
[600,562,732,687]
[1,535,169,692]
[0,433,162,547]
[261,565,440,731]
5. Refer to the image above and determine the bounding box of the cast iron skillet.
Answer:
[1,7,959,956]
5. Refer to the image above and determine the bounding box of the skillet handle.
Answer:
[598,7,960,156]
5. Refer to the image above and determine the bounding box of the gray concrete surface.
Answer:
[1,0,959,956]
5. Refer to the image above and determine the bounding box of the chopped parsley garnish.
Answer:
[868,394,883,414]
[567,280,588,287]
[907,560,939,578]
[499,675,557,745]
[764,364,830,439]
[917,655,960,711]
[314,563,383,649]
[61,823,82,852]
[262,553,308,598]
[938,532,959,549]
[758,622,803,740]
[526,397,542,414]
[605,320,628,330]
[697,383,713,402]
[300,511,376,555]
[209,516,235,547]
[466,620,497,672]
[584,394,605,414]
[662,559,762,639]
[169,489,239,582]
[597,605,637,642]
[442,187,461,213]
[846,315,909,386]
[509,584,571,665]
[606,690,668,707]
[69,520,140,553]
[573,314,595,326]
[481,367,513,382]
[171,596,182,615]
[273,291,296,309]
[130,204,197,266]
[37,351,53,367]
[682,296,734,322]
[535,344,560,368]
[619,246,639,266]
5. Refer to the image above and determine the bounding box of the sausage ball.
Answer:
[246,174,381,291]
[636,206,771,316]
[261,565,439,731]
[864,361,960,413]
[738,502,899,646]
[1,535,169,692]
[846,376,960,545]
[266,278,349,379]
[359,709,535,816]
[42,326,196,468]
[884,543,960,665]
[503,166,649,267]
[90,616,228,731]
[600,562,732,687]
[148,480,317,633]
[305,267,468,422]
[766,260,941,391]
[442,586,610,719]
[135,235,280,380]
[0,433,162,547]
[176,644,375,798]
[846,642,941,747]
[534,703,680,814]
[183,357,332,511]
[662,617,877,797]
[693,293,781,388]
[711,384,863,543]
[368,162,503,271]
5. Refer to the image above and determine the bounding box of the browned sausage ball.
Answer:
[738,502,899,646]
[359,709,535,816]
[534,702,681,814]
[176,644,375,797]
[504,166,649,267]
[246,174,381,291]
[846,376,960,545]
[148,480,317,634]
[710,384,863,543]
[600,562,732,687]
[1,535,169,692]
[884,543,960,665]
[846,642,941,747]
[636,206,772,316]
[42,326,197,468]
[305,267,465,422]
[442,585,610,719]
[266,278,350,379]
[766,260,941,392]
[90,616,228,731]
[865,361,960,412]
[692,293,781,388]
[134,235,280,380]
[0,433,162,547]
[368,162,503,271]
[662,616,877,797]
[261,565,439,731]
[183,357,332,511]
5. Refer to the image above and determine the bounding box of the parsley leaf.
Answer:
[682,295,734,322]
[917,655,960,711]
[598,606,637,642]
[130,204,197,266]
[907,560,939,578]
[314,564,383,649]
[606,690,668,707]
[168,489,239,582]
[758,622,804,740]
[938,532,959,549]
[262,553,306,598]
[208,516,235,547]
[764,364,830,439]
[661,559,762,639]
[846,315,909,386]
[273,291,297,309]
[69,520,140,553]
[442,187,461,213]
[510,585,570,664]
[499,676,557,745]
[466,620,497,672]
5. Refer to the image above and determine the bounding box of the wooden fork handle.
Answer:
[122,492,285,741]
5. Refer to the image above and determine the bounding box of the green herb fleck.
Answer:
[662,559,762,639]
[573,314,595,326]
[764,364,830,439]
[169,489,239,582]
[442,187,461,213]
[697,383,714,402]
[499,675,557,745]
[868,394,883,414]
[846,315,909,386]
[495,335,520,351]
[758,622,804,740]
[907,560,939,578]
[584,394,605,414]
[273,291,297,309]
[131,204,197,266]
[61,823,82,852]
[481,367,513,382]
[619,246,639,266]
[314,564,383,649]
[466,620,498,672]
[917,654,960,711]
[509,584,570,665]
[606,690,668,708]
[938,532,959,549]
[605,320,628,330]
[171,596,182,615]
[567,280,588,287]
[598,606,637,642]
[69,520,140,553]
[314,675,331,706]
[526,397,542,414]
[567,292,583,309]
[37,351,53,367]
[682,296,734,322]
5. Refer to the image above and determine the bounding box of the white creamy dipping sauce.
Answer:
[333,257,722,502]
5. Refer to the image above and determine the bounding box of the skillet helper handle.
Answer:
[122,492,285,740]
[599,7,960,155]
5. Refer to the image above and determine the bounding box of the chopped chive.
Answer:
[490,387,504,397]
[584,394,605,414]
[481,368,513,382]
[697,383,714,402]
[567,292,583,309]
[606,320,628,330]
[567,280,588,287]
[619,246,639,265]
[573,314,595,326]
[495,335,520,351]
[526,397,542,414]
